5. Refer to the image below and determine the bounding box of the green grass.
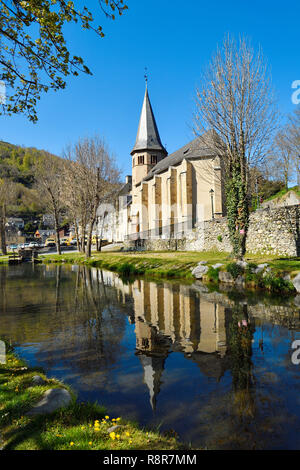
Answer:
[0,343,185,450]
[264,186,300,202]
[40,250,300,278]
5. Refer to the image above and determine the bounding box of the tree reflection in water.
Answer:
[1,263,300,449]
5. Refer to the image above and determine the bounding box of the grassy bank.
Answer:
[40,250,300,280]
[0,342,184,450]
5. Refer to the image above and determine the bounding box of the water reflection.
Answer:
[0,264,300,449]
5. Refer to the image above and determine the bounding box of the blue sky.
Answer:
[1,0,299,179]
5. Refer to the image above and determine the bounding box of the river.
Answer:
[1,263,300,449]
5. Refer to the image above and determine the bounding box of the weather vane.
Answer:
[144,67,148,85]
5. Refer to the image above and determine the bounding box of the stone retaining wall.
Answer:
[125,204,300,256]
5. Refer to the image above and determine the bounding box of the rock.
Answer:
[191,264,208,279]
[31,375,46,386]
[107,425,122,433]
[294,295,300,307]
[235,275,245,287]
[219,271,234,284]
[262,267,271,278]
[26,388,72,416]
[236,260,248,269]
[292,273,300,293]
[255,263,269,274]
[212,263,223,269]
[283,273,291,281]
[198,261,208,265]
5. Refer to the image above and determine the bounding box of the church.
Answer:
[97,85,225,247]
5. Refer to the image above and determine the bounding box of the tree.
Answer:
[267,129,294,189]
[0,178,16,254]
[0,0,128,122]
[194,35,278,258]
[63,136,120,257]
[34,152,64,254]
[287,108,300,186]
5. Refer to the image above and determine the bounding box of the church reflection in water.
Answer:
[98,270,230,410]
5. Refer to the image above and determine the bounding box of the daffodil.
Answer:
[70,442,74,446]
[109,432,116,440]
[105,415,109,420]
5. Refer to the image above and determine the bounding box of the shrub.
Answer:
[217,235,223,243]
[226,262,244,279]
[206,266,220,282]
[263,274,295,294]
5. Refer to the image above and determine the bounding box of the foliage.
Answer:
[262,273,295,294]
[206,266,220,282]
[226,262,244,280]
[217,235,222,243]
[0,1,128,122]
[194,35,277,258]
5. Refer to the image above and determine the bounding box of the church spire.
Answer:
[131,85,167,155]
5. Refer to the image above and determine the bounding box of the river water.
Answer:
[1,263,300,449]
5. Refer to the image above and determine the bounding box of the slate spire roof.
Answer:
[131,85,167,155]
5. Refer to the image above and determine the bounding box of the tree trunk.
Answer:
[74,220,80,252]
[54,211,61,255]
[0,204,7,255]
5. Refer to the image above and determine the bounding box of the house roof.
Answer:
[131,86,167,155]
[141,131,217,182]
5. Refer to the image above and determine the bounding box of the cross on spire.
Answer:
[144,67,148,86]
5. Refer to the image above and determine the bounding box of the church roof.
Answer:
[142,131,217,182]
[131,86,167,155]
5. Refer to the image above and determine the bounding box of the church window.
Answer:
[138,155,144,165]
[151,155,157,164]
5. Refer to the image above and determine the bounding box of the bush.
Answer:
[226,262,244,279]
[217,235,223,243]
[206,266,220,282]
[262,273,295,294]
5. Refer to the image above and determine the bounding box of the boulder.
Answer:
[262,267,272,278]
[26,388,72,416]
[255,263,269,274]
[236,260,248,269]
[292,273,300,293]
[107,425,122,433]
[191,264,209,279]
[219,271,234,284]
[31,375,46,386]
[294,295,300,307]
[212,263,223,269]
[235,275,245,287]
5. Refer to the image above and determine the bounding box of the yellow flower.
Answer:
[116,434,120,439]
[105,415,109,420]
[70,442,74,446]
[109,432,116,440]
[116,417,121,421]
[129,440,133,444]
[89,442,93,446]
[125,432,130,437]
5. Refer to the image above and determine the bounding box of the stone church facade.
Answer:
[98,86,225,245]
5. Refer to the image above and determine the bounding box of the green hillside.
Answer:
[0,141,58,220]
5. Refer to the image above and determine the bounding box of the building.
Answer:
[98,84,225,246]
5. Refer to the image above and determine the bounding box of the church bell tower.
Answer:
[131,84,167,187]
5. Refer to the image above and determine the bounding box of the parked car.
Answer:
[9,244,18,251]
[45,237,56,247]
[59,237,70,246]
[29,241,40,248]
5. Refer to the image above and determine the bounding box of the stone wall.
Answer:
[125,204,300,257]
